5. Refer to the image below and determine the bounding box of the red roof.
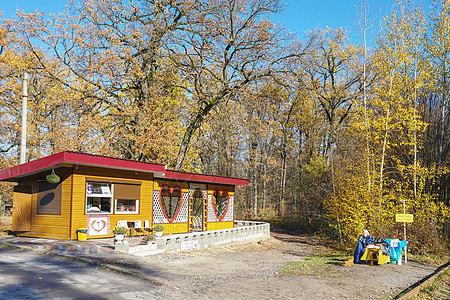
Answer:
[0,151,248,186]
[163,170,249,186]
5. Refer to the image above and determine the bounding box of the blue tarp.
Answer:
[385,239,407,261]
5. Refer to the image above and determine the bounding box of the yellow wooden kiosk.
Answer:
[0,152,248,240]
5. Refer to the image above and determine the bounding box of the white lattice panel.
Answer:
[173,191,189,223]
[207,193,218,222]
[222,195,234,222]
[207,192,234,222]
[153,189,189,223]
[153,190,168,224]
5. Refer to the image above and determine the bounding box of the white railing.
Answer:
[154,220,270,251]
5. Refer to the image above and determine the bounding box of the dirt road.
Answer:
[0,246,163,299]
[0,232,442,299]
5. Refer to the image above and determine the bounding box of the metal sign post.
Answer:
[400,199,408,264]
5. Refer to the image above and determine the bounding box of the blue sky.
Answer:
[0,0,406,44]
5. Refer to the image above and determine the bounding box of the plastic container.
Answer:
[76,228,88,241]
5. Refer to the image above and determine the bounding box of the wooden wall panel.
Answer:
[12,191,32,231]
[153,222,189,234]
[75,165,154,181]
[154,179,189,190]
[69,173,154,239]
[207,184,234,193]
[12,164,238,239]
[207,221,234,231]
[18,170,73,240]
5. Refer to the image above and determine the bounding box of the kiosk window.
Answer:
[86,182,112,214]
[114,184,140,214]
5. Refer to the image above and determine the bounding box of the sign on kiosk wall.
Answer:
[87,215,110,236]
[395,214,414,222]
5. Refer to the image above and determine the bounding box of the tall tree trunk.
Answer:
[253,166,258,218]
[263,162,267,212]
[379,107,390,195]
[175,100,217,170]
[362,0,372,197]
[438,56,447,202]
[380,72,394,197]
[280,145,287,217]
[413,51,418,200]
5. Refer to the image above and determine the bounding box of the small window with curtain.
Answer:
[114,184,140,214]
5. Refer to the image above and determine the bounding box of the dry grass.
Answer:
[279,253,348,277]
[0,216,12,236]
[409,252,450,265]
[406,267,450,300]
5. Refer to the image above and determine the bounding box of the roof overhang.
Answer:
[0,152,249,186]
[0,152,165,181]
[157,170,249,186]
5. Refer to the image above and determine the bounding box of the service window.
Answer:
[86,182,113,214]
[114,184,140,214]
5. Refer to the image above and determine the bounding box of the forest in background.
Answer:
[0,0,448,253]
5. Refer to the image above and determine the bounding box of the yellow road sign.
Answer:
[395,214,414,222]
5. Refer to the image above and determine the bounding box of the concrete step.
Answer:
[128,244,158,254]
[131,248,165,257]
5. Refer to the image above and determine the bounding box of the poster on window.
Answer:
[87,215,110,236]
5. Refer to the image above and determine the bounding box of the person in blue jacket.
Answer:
[354,229,374,263]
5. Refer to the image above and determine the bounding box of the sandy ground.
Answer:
[121,232,440,299]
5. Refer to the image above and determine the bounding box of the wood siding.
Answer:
[152,223,189,234]
[153,179,189,190]
[207,221,234,231]
[70,166,154,240]
[12,164,238,239]
[17,168,72,239]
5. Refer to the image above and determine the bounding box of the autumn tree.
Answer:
[300,28,363,161]
[326,3,449,251]
[426,0,450,206]
[13,1,192,163]
[172,0,301,170]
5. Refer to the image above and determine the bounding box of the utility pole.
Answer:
[20,72,28,164]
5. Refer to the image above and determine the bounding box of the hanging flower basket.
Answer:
[46,169,60,184]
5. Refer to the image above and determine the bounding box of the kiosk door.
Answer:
[12,185,32,231]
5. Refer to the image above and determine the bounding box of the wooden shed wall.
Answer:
[70,166,154,240]
[152,180,235,234]
[12,163,239,239]
[16,167,73,239]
